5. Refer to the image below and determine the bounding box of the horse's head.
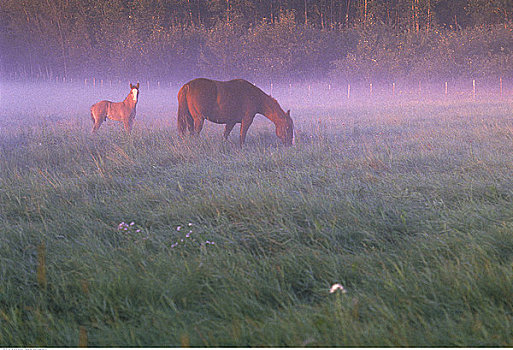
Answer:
[276,110,294,146]
[129,82,140,102]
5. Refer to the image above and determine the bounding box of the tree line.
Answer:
[1,0,512,84]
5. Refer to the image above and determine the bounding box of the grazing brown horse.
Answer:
[177,78,294,146]
[90,83,139,134]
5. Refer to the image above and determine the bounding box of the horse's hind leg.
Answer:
[192,117,204,136]
[178,115,188,136]
[186,115,195,135]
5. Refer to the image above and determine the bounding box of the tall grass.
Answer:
[0,100,512,346]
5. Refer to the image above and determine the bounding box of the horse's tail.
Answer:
[177,84,191,136]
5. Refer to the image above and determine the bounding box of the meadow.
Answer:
[0,81,513,346]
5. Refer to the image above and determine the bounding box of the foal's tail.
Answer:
[177,84,192,136]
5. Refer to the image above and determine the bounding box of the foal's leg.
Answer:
[92,122,102,133]
[123,119,133,134]
[91,111,103,133]
[223,122,236,140]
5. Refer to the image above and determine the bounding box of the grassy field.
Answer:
[1,86,513,346]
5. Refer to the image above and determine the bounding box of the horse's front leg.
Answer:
[239,116,254,147]
[223,122,236,140]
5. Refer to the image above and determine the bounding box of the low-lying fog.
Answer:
[0,78,508,136]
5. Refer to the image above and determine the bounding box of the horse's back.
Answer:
[179,78,264,123]
[181,78,218,111]
[184,78,259,96]
[185,78,218,97]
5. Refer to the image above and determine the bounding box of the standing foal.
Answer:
[90,83,139,134]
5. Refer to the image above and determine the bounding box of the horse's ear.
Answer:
[286,110,290,117]
[136,82,139,89]
[130,83,133,89]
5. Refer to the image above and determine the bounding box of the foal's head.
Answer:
[129,83,140,103]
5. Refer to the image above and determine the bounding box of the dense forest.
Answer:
[1,0,513,84]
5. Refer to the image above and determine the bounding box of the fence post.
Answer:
[347,84,351,99]
[445,81,448,96]
[392,82,395,96]
[472,79,476,100]
[370,83,373,97]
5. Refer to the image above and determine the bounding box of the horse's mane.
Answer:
[264,94,285,116]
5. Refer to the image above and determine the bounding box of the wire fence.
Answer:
[4,74,513,106]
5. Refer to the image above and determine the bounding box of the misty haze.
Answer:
[1,0,513,347]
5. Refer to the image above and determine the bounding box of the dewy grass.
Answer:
[0,100,513,346]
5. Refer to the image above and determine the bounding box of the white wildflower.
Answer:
[330,283,346,294]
